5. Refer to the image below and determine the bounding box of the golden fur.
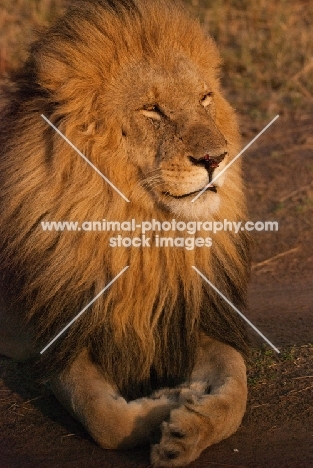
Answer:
[0,0,250,404]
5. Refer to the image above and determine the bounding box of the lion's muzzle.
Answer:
[189,151,227,187]
[189,152,227,170]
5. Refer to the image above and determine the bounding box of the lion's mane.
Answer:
[0,0,250,399]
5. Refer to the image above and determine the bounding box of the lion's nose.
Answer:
[189,151,227,171]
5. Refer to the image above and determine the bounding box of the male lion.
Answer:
[0,0,251,466]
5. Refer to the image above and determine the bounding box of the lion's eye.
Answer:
[140,104,162,121]
[201,93,213,107]
[145,105,159,112]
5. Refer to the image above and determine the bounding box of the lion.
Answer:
[0,0,251,466]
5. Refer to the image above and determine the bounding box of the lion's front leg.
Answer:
[50,349,179,449]
[151,335,247,467]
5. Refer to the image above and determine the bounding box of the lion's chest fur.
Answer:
[88,257,201,400]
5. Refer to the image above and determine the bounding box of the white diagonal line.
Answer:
[191,115,280,202]
[192,266,280,353]
[41,114,130,202]
[40,266,129,354]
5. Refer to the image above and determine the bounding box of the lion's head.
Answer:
[118,59,239,219]
[30,0,241,220]
[0,0,249,398]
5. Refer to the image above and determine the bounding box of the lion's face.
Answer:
[117,60,234,219]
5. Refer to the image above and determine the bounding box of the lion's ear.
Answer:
[35,51,71,92]
[32,43,105,134]
[33,39,102,100]
[81,122,97,136]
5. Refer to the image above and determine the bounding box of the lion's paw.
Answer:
[150,404,211,467]
[151,387,182,403]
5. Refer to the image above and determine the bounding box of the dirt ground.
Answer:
[0,110,312,467]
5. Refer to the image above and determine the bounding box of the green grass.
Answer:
[247,345,307,386]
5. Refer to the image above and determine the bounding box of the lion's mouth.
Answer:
[163,185,217,199]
